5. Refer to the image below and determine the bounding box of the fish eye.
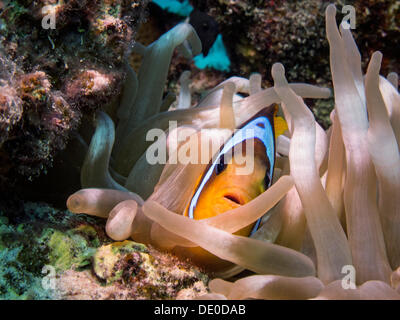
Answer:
[215,156,227,175]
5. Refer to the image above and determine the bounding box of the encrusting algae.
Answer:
[64,4,400,300]
[0,199,210,300]
[0,0,147,187]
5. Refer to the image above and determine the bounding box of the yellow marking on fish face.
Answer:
[272,104,288,137]
[274,115,288,137]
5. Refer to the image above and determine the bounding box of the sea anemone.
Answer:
[67,4,400,299]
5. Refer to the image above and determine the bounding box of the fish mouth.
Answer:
[223,192,245,206]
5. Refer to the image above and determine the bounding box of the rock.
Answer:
[89,240,209,299]
[93,240,149,283]
[0,200,209,300]
[0,0,148,187]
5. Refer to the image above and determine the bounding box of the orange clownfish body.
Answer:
[177,105,287,273]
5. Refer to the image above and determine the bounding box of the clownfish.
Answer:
[179,105,287,272]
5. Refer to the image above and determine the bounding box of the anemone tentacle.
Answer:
[66,3,400,300]
[81,111,127,191]
[326,4,391,284]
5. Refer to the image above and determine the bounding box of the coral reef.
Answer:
[0,199,209,300]
[192,0,399,84]
[0,0,147,186]
[90,240,208,299]
[0,0,398,301]
[67,3,400,300]
[0,199,106,299]
[66,7,330,278]
[187,0,399,128]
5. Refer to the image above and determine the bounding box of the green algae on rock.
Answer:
[93,240,149,283]
[0,199,209,300]
[46,227,99,272]
[90,240,209,299]
[0,200,106,299]
[53,238,210,300]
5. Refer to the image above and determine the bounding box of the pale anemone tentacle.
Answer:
[315,122,328,175]
[249,73,262,95]
[149,175,294,250]
[326,4,392,284]
[177,70,192,110]
[273,145,307,252]
[124,124,201,200]
[339,22,366,107]
[195,80,247,109]
[275,83,330,255]
[201,76,250,96]
[150,129,231,212]
[142,200,316,277]
[124,122,215,200]
[301,227,318,268]
[392,267,400,293]
[199,175,294,234]
[325,110,346,220]
[387,72,398,90]
[275,187,305,251]
[193,293,228,300]
[131,42,147,55]
[251,202,283,244]
[67,2,400,299]
[130,207,153,244]
[379,76,400,146]
[208,278,233,297]
[365,51,400,269]
[279,100,327,174]
[122,81,239,194]
[113,22,202,156]
[312,280,400,300]
[208,275,324,300]
[109,166,128,186]
[106,200,138,241]
[67,188,144,217]
[272,62,352,284]
[124,129,170,200]
[146,129,219,250]
[142,124,293,250]
[165,125,200,155]
[81,111,128,191]
[150,221,188,251]
[219,82,236,130]
[124,152,166,200]
[115,60,139,149]
[191,76,250,114]
[276,135,290,156]
[126,22,201,127]
[113,84,331,176]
